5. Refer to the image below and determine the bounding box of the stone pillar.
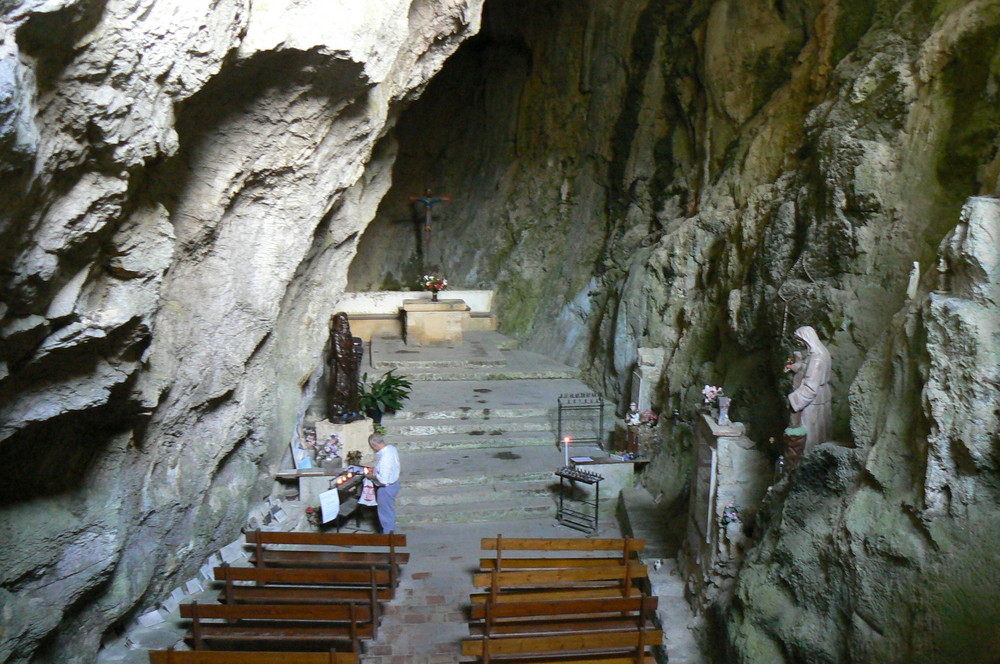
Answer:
[681,414,770,610]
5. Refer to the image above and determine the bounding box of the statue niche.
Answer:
[326,312,364,423]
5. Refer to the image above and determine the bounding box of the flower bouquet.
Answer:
[420,274,448,301]
[701,385,724,404]
[701,384,732,425]
[639,409,658,426]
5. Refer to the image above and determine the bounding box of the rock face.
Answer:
[347,0,1000,660]
[2,0,999,662]
[728,198,999,663]
[0,1,482,662]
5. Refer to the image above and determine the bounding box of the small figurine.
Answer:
[625,402,640,427]
[935,256,949,294]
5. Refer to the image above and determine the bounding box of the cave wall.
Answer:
[348,0,1000,660]
[0,1,483,662]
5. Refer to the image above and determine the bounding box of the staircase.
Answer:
[371,331,613,527]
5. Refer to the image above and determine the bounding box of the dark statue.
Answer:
[327,312,363,422]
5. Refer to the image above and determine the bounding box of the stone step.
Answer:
[386,405,552,421]
[384,414,555,436]
[406,467,556,490]
[386,431,557,451]
[384,363,580,381]
[403,442,596,475]
[397,497,555,526]
[397,479,555,508]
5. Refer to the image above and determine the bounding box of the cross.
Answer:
[407,187,451,247]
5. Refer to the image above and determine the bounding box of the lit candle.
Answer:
[564,436,571,467]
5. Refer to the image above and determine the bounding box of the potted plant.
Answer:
[358,369,412,423]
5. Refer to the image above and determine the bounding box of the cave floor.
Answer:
[100,331,703,664]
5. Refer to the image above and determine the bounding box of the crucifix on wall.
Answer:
[408,187,452,249]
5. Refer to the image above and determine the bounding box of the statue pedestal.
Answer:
[316,418,375,467]
[402,299,471,346]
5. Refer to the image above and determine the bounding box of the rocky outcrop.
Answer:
[0,1,482,662]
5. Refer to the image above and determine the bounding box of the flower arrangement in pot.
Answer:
[420,274,448,301]
[358,369,412,424]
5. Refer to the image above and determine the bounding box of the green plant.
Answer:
[358,369,412,414]
[372,423,387,435]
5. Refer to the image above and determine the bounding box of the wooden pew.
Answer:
[461,628,662,664]
[480,536,645,571]
[470,564,649,606]
[245,530,407,590]
[469,595,659,638]
[149,649,357,663]
[214,564,383,636]
[180,602,372,654]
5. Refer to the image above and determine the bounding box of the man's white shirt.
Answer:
[374,445,400,485]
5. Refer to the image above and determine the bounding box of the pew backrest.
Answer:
[470,595,658,621]
[179,602,372,623]
[214,564,390,587]
[461,628,663,657]
[472,563,647,589]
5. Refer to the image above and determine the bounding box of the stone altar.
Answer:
[402,298,471,346]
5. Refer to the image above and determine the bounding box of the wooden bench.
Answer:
[180,602,372,654]
[245,531,407,590]
[214,564,383,635]
[470,564,648,606]
[469,595,659,638]
[479,536,645,571]
[461,628,662,663]
[149,649,357,663]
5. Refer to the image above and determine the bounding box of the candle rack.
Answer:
[557,393,605,447]
[555,466,604,533]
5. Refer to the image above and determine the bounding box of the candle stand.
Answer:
[555,466,604,533]
[557,393,605,448]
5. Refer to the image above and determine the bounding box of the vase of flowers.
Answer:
[421,274,448,301]
[701,384,724,420]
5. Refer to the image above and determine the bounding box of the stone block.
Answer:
[570,460,638,515]
[316,417,375,467]
[300,474,334,506]
[402,299,471,346]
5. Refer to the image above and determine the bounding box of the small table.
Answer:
[555,466,604,533]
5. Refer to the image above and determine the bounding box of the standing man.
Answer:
[367,433,401,533]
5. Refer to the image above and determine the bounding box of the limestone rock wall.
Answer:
[0,1,482,662]
[727,198,999,663]
[348,0,1000,660]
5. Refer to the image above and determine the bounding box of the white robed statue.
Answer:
[787,326,832,452]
